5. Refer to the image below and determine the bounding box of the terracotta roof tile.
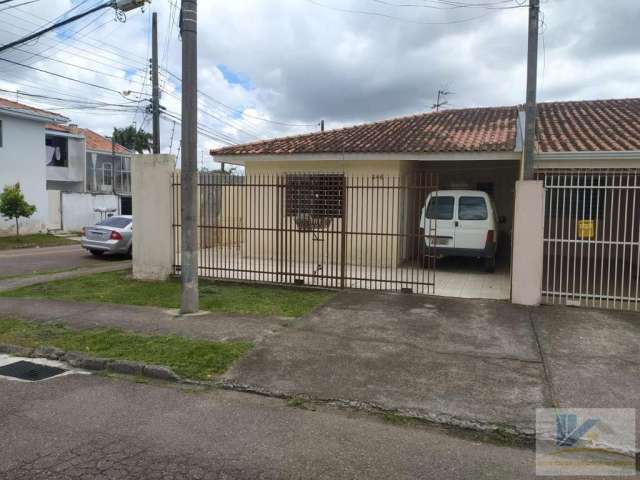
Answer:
[212,106,518,156]
[212,98,640,157]
[536,98,640,152]
[80,128,131,154]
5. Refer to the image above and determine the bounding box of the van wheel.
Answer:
[483,256,496,273]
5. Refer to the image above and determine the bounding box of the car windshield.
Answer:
[97,217,131,229]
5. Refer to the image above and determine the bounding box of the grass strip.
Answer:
[0,234,78,250]
[0,317,251,380]
[0,270,334,317]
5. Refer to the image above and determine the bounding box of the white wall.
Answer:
[0,113,48,236]
[60,192,119,232]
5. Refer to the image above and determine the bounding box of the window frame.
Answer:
[285,173,345,219]
[45,134,69,167]
[102,162,113,187]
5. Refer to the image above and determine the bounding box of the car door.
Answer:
[454,195,490,251]
[421,193,456,249]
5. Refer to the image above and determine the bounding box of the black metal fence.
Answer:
[172,172,438,294]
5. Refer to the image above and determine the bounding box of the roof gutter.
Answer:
[535,150,640,169]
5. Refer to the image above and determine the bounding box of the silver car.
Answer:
[81,215,133,257]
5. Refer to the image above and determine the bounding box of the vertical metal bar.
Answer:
[605,170,614,308]
[621,169,631,309]
[629,170,638,310]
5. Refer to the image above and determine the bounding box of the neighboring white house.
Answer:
[0,96,133,236]
[45,124,133,232]
[0,97,68,235]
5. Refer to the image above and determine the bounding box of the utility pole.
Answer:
[151,12,161,154]
[320,120,325,132]
[522,0,540,180]
[180,0,199,313]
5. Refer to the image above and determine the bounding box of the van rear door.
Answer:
[454,195,490,251]
[421,194,456,249]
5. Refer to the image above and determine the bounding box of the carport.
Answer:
[411,159,520,300]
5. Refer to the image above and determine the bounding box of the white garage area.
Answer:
[413,159,520,300]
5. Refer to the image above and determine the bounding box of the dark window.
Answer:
[45,135,68,167]
[120,196,132,215]
[426,196,454,220]
[97,216,131,228]
[286,174,344,218]
[459,196,488,220]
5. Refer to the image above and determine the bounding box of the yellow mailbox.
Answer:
[577,219,596,239]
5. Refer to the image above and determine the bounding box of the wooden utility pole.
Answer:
[522,0,540,180]
[180,0,199,313]
[151,12,161,154]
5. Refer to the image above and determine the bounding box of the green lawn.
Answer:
[0,271,334,317]
[0,317,250,380]
[0,234,78,250]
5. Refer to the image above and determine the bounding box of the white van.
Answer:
[419,190,501,272]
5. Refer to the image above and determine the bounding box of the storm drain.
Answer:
[0,360,66,381]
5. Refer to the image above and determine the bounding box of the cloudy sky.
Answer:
[0,0,638,169]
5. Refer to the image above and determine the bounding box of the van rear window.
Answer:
[426,196,454,220]
[459,197,488,220]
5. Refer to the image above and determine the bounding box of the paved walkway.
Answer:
[0,298,290,343]
[0,374,535,479]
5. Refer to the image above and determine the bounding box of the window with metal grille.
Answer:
[286,174,344,218]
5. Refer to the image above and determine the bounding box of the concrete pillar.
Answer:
[511,180,544,306]
[132,154,175,281]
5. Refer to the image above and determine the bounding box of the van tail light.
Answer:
[110,231,123,241]
[486,230,495,246]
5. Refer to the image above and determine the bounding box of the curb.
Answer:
[0,343,181,383]
[216,379,537,448]
[0,342,534,447]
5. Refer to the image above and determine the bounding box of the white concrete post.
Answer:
[132,154,175,281]
[511,180,545,306]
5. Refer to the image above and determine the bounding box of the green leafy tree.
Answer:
[112,125,153,154]
[0,183,37,239]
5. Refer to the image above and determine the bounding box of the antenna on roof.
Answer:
[319,120,325,132]
[432,89,454,112]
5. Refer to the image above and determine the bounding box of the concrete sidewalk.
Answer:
[0,298,289,344]
[222,291,640,437]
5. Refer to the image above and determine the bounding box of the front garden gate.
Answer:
[171,172,438,294]
[538,169,640,311]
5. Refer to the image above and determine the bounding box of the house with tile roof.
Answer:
[0,97,68,235]
[207,98,640,305]
[0,96,133,235]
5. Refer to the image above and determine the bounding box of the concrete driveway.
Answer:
[0,244,130,278]
[223,291,640,437]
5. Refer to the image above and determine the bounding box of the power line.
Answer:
[0,1,113,53]
[0,0,40,12]
[0,57,148,96]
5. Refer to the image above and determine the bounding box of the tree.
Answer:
[112,125,153,154]
[0,183,37,239]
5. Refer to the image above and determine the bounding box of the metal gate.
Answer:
[539,169,640,310]
[172,172,438,294]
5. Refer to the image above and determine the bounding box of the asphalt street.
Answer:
[0,372,535,480]
[0,244,129,278]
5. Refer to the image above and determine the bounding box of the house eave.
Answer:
[1,108,68,124]
[212,151,520,166]
[535,150,640,169]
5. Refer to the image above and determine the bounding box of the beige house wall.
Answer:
[241,159,411,268]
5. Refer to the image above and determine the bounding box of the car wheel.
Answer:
[90,250,104,257]
[127,246,133,259]
[483,255,496,273]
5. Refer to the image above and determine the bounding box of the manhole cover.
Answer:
[0,360,66,381]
